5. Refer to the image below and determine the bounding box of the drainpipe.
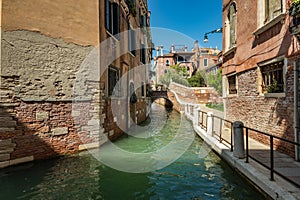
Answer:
[295,60,300,161]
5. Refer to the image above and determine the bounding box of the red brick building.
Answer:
[222,0,300,158]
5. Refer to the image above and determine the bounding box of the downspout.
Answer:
[295,60,300,161]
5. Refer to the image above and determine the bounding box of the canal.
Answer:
[0,104,266,200]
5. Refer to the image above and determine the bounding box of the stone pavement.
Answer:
[185,104,300,200]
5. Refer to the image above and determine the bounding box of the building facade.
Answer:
[222,0,300,158]
[153,42,220,85]
[0,0,152,166]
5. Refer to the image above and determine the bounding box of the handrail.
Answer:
[191,105,300,188]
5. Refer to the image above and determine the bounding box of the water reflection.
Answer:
[0,104,266,200]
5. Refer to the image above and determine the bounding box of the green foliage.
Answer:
[206,68,223,95]
[206,102,224,112]
[159,68,189,87]
[171,64,190,78]
[290,0,300,15]
[266,80,282,93]
[187,71,206,87]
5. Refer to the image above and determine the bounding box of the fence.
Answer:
[185,103,300,188]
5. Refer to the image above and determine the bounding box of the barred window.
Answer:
[261,61,284,93]
[228,75,237,95]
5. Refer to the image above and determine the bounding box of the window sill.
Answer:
[223,46,236,57]
[106,30,120,42]
[129,51,136,57]
[253,13,286,37]
[263,92,285,98]
[225,94,238,98]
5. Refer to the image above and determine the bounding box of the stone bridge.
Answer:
[150,90,173,108]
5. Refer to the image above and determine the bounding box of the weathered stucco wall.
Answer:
[2,0,99,46]
[1,30,93,101]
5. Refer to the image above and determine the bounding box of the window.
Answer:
[140,43,146,64]
[178,56,184,62]
[166,60,170,66]
[204,59,208,67]
[226,3,237,50]
[261,60,284,93]
[105,0,120,37]
[140,14,147,28]
[108,66,120,96]
[228,75,237,95]
[264,0,282,23]
[141,82,145,97]
[128,23,136,56]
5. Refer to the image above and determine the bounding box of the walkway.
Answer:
[185,104,300,200]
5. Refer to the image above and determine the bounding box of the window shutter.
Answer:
[131,30,136,56]
[105,0,111,32]
[112,3,120,36]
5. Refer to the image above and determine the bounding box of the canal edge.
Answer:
[185,112,299,200]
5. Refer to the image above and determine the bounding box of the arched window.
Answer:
[226,3,237,50]
[166,60,170,66]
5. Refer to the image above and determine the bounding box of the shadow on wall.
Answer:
[0,102,55,166]
[0,100,95,167]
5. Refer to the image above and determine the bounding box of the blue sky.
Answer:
[148,0,223,53]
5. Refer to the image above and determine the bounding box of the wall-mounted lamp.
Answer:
[203,27,223,43]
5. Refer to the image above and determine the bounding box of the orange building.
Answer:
[0,0,152,166]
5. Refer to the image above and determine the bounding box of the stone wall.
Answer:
[225,67,295,156]
[169,82,221,104]
[0,30,105,167]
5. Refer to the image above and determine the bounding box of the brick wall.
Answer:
[225,67,295,156]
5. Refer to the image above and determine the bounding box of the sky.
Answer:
[148,0,223,53]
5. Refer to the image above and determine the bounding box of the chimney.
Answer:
[160,45,164,56]
[171,44,175,53]
[156,46,160,57]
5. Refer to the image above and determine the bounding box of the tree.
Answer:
[206,68,222,95]
[187,71,206,87]
[159,65,189,87]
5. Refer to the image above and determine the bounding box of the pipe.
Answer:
[294,60,300,161]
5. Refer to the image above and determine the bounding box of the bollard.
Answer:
[193,107,199,126]
[233,121,245,159]
[207,112,213,136]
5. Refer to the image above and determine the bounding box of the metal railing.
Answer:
[212,115,234,152]
[187,104,300,188]
[198,110,208,130]
[245,126,300,188]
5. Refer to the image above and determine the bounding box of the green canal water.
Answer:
[0,104,266,200]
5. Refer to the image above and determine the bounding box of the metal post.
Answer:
[212,116,214,136]
[270,136,274,181]
[294,60,300,161]
[230,123,233,152]
[219,118,222,143]
[246,128,249,163]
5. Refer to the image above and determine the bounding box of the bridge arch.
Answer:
[150,91,173,108]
